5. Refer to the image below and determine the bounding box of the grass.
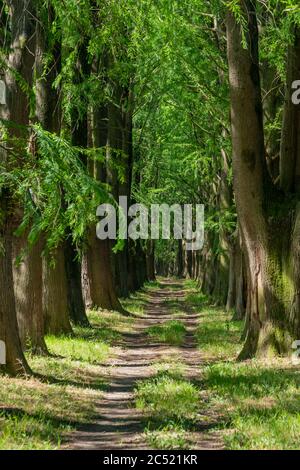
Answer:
[3,278,299,450]
[203,361,300,449]
[122,292,146,317]
[135,364,201,449]
[195,306,242,360]
[184,280,300,450]
[0,305,139,450]
[146,320,186,346]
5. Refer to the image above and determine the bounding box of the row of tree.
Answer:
[139,0,300,359]
[0,0,152,375]
[1,0,300,377]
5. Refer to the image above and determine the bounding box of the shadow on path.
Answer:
[65,279,224,450]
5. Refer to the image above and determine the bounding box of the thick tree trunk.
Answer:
[13,230,47,352]
[177,239,184,277]
[65,41,91,326]
[0,192,30,375]
[36,4,67,344]
[43,246,72,335]
[86,99,126,311]
[280,26,300,193]
[228,229,246,320]
[227,1,299,358]
[85,232,126,312]
[1,0,46,361]
[226,244,236,311]
[65,238,89,326]
[146,240,156,281]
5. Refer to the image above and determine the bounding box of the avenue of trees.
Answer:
[1,0,300,375]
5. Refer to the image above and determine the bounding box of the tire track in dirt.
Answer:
[66,279,224,450]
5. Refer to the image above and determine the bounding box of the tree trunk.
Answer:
[177,239,184,277]
[65,238,90,326]
[13,230,47,352]
[65,41,91,326]
[36,3,68,344]
[2,0,46,360]
[0,192,30,375]
[146,240,156,281]
[227,1,299,358]
[280,25,300,193]
[43,245,72,335]
[86,98,126,311]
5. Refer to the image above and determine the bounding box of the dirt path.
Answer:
[66,280,224,450]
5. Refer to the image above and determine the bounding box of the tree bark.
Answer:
[43,245,72,335]
[0,192,30,375]
[227,1,299,358]
[280,25,300,193]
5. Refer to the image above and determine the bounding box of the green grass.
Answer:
[135,364,201,449]
[203,361,300,449]
[0,307,133,450]
[195,306,242,360]
[122,294,145,317]
[183,283,300,450]
[185,288,242,360]
[144,423,190,449]
[146,320,186,346]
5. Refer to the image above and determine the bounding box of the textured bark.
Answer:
[0,192,30,375]
[227,2,269,358]
[1,1,46,360]
[177,239,184,277]
[85,233,125,312]
[85,97,126,311]
[227,1,299,358]
[108,87,129,298]
[64,41,91,326]
[226,244,236,311]
[43,246,72,335]
[280,26,300,193]
[213,144,232,305]
[146,240,156,281]
[35,4,64,347]
[13,231,47,352]
[81,254,93,309]
[228,229,246,320]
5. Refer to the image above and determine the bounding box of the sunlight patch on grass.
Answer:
[45,334,111,364]
[135,363,201,449]
[135,374,199,421]
[122,295,145,317]
[88,308,135,336]
[196,307,242,360]
[146,320,186,346]
[0,311,118,450]
[152,357,186,378]
[0,372,103,449]
[203,361,300,449]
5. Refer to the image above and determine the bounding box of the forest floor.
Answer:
[0,279,300,449]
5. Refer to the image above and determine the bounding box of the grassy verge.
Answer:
[184,280,300,450]
[203,361,300,449]
[0,305,141,450]
[146,320,186,346]
[135,361,201,449]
